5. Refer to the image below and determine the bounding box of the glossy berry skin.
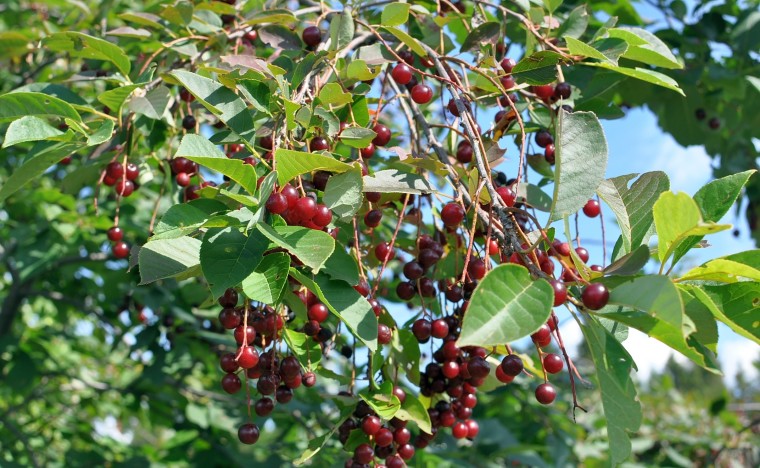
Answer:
[107,226,124,242]
[452,421,468,439]
[441,202,465,227]
[554,82,572,99]
[465,419,479,439]
[310,137,329,152]
[456,140,473,163]
[447,98,461,116]
[530,324,552,347]
[431,319,449,339]
[308,303,329,323]
[397,443,415,460]
[182,114,196,130]
[549,279,568,306]
[176,172,191,186]
[234,325,256,345]
[535,129,553,148]
[295,197,317,222]
[360,143,375,159]
[303,372,317,387]
[410,84,433,104]
[106,161,124,179]
[378,324,392,344]
[535,383,557,404]
[302,26,322,47]
[543,353,564,374]
[500,57,516,73]
[496,186,517,207]
[500,75,516,90]
[312,204,333,227]
[372,124,392,146]
[375,427,394,447]
[391,63,413,85]
[364,209,382,228]
[501,354,524,376]
[114,179,135,197]
[583,199,601,218]
[412,319,431,341]
[375,242,395,262]
[362,415,382,436]
[467,258,486,280]
[403,261,424,280]
[236,346,259,369]
[125,163,139,181]
[255,397,274,416]
[544,143,556,164]
[221,373,242,394]
[582,283,610,310]
[266,192,288,214]
[354,443,375,465]
[112,241,130,259]
[238,423,260,445]
[532,84,555,100]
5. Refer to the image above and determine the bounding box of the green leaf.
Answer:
[460,22,501,53]
[153,199,229,240]
[317,82,352,107]
[381,3,410,27]
[360,387,400,419]
[0,142,82,203]
[10,83,89,106]
[527,153,554,178]
[98,84,145,111]
[394,396,432,434]
[345,60,380,81]
[176,134,258,195]
[274,148,353,185]
[580,317,641,466]
[596,171,669,255]
[689,283,760,345]
[582,62,684,95]
[290,270,378,351]
[339,127,377,148]
[604,245,651,276]
[390,330,420,385]
[672,170,756,265]
[86,119,115,146]
[293,406,354,466]
[283,328,322,369]
[43,32,131,77]
[128,85,171,120]
[2,116,65,148]
[362,169,434,194]
[257,224,335,272]
[323,245,360,285]
[549,110,608,223]
[653,192,731,265]
[0,92,82,123]
[0,32,30,59]
[679,285,718,352]
[170,70,256,143]
[382,26,427,56]
[517,183,552,212]
[512,51,566,85]
[565,36,627,65]
[329,9,354,51]
[242,253,290,305]
[556,5,589,39]
[608,27,682,69]
[200,227,268,298]
[457,264,554,347]
[323,169,364,221]
[543,0,563,13]
[679,256,760,283]
[138,236,202,284]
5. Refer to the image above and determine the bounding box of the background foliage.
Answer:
[1,0,759,467]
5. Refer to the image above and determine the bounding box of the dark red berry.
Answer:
[535,383,556,404]
[410,84,433,104]
[549,279,567,306]
[360,143,375,159]
[535,129,553,148]
[441,202,465,227]
[255,397,274,416]
[220,353,239,373]
[310,137,329,152]
[266,192,288,214]
[125,163,139,181]
[530,324,552,347]
[467,258,486,280]
[543,353,564,374]
[354,443,375,464]
[583,199,601,218]
[391,63,413,85]
[374,242,395,262]
[456,140,473,163]
[575,247,590,263]
[308,303,329,323]
[501,354,523,376]
[412,319,431,342]
[554,82,572,99]
[378,324,392,344]
[362,415,382,436]
[107,226,123,242]
[238,423,260,444]
[364,209,382,228]
[182,114,196,130]
[302,26,322,47]
[431,319,449,339]
[112,241,130,259]
[582,283,609,310]
[500,58,516,73]
[532,84,554,100]
[372,124,391,146]
[496,186,517,207]
[221,373,242,394]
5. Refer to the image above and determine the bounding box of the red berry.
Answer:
[107,226,123,242]
[397,443,415,460]
[456,140,473,163]
[465,419,479,439]
[501,354,523,376]
[312,204,332,228]
[364,209,383,228]
[441,202,465,227]
[255,397,274,416]
[554,82,572,99]
[410,84,433,104]
[125,163,139,181]
[220,353,239,373]
[412,319,431,342]
[532,84,554,100]
[295,197,317,222]
[496,186,517,207]
[372,124,391,146]
[535,383,556,404]
[179,88,194,102]
[378,324,392,344]
[391,63,413,85]
[375,427,394,447]
[452,421,468,439]
[354,443,375,464]
[360,143,375,159]
[236,346,259,369]
[238,423,260,444]
[544,144,555,164]
[501,58,516,73]
[234,325,256,345]
[495,365,514,383]
[112,241,130,259]
[114,179,134,197]
[582,283,609,310]
[308,303,329,323]
[302,26,322,47]
[543,353,564,374]
[266,192,288,214]
[583,199,601,217]
[575,247,590,263]
[303,372,317,387]
[500,75,516,90]
[431,319,449,339]
[176,172,191,186]
[392,386,407,404]
[221,373,242,394]
[549,279,567,306]
[310,137,329,152]
[374,242,395,262]
[354,279,370,297]
[530,324,552,347]
[362,415,382,436]
[467,258,486,280]
[106,161,124,179]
